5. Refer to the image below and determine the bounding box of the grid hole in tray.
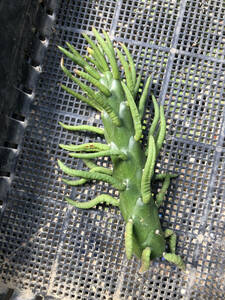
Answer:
[157,140,214,237]
[184,235,225,299]
[0,191,65,292]
[177,0,225,59]
[48,209,124,299]
[164,53,225,146]
[206,150,225,236]
[115,0,180,48]
[119,262,183,299]
[56,0,116,31]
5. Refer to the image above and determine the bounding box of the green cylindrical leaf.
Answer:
[83,33,109,72]
[121,82,142,141]
[76,70,111,97]
[58,160,125,190]
[139,76,151,119]
[141,135,156,204]
[120,43,136,87]
[66,194,120,209]
[61,84,102,112]
[92,27,120,79]
[125,219,133,259]
[59,122,104,135]
[59,142,109,152]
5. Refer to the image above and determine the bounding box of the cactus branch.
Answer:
[66,42,101,80]
[68,149,127,160]
[102,30,114,54]
[116,48,134,93]
[94,92,121,126]
[60,59,99,100]
[59,142,110,152]
[58,160,125,190]
[139,76,151,119]
[141,135,156,204]
[58,45,86,68]
[139,247,151,273]
[92,27,120,79]
[75,69,111,96]
[155,175,171,207]
[83,33,109,72]
[62,165,113,186]
[86,49,105,73]
[134,74,142,99]
[62,178,87,186]
[59,122,104,135]
[164,253,185,270]
[164,229,176,254]
[156,105,166,156]
[66,194,120,209]
[125,219,133,259]
[58,44,100,80]
[61,84,102,111]
[119,43,136,87]
[121,82,142,141]
[149,94,160,136]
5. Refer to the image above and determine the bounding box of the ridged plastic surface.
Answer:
[0,0,224,299]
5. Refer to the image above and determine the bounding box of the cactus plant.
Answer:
[57,28,184,272]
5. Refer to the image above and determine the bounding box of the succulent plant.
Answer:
[57,28,184,272]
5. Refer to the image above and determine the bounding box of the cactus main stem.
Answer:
[101,72,165,259]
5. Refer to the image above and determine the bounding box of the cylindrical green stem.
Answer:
[66,194,119,208]
[141,135,156,204]
[155,175,171,207]
[139,76,151,119]
[120,42,136,88]
[58,160,125,190]
[121,82,142,141]
[139,247,151,273]
[68,149,127,160]
[59,122,104,135]
[62,166,113,186]
[116,48,134,93]
[156,105,166,156]
[164,253,185,270]
[125,219,133,259]
[59,142,109,152]
[92,27,120,79]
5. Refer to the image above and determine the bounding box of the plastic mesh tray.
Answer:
[0,0,225,299]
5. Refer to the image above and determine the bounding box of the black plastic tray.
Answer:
[0,0,225,299]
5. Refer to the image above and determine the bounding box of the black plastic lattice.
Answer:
[0,0,225,299]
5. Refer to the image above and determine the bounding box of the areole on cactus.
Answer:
[57,27,185,272]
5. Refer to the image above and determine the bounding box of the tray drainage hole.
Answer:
[0,171,10,177]
[3,142,18,150]
[12,113,25,122]
[22,86,33,95]
[30,59,41,68]
[0,199,3,210]
[46,8,53,16]
[39,33,46,42]
[35,296,43,300]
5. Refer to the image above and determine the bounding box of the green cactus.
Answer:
[57,28,185,273]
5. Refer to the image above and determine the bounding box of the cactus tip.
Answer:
[60,57,64,67]
[74,69,80,75]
